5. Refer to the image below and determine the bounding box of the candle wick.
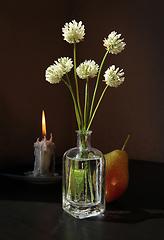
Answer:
[50,133,53,142]
[42,135,47,151]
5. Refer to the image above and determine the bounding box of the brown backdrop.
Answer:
[0,0,164,169]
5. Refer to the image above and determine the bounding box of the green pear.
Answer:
[105,134,130,203]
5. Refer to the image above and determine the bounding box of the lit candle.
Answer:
[33,110,55,177]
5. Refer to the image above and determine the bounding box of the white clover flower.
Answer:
[104,65,125,87]
[55,57,73,74]
[76,60,99,79]
[103,31,126,54]
[45,57,73,84]
[62,20,85,44]
[45,64,64,84]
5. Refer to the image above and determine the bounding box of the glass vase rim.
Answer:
[75,130,92,135]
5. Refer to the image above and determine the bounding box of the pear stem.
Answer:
[121,133,131,151]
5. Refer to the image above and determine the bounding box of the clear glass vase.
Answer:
[62,130,106,219]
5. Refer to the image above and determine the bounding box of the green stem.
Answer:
[74,171,77,201]
[84,160,94,203]
[84,77,89,130]
[62,78,81,129]
[87,85,109,131]
[66,160,74,200]
[74,41,83,128]
[89,50,109,123]
[88,161,94,202]
[85,170,87,204]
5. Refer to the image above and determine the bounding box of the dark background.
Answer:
[0,0,164,169]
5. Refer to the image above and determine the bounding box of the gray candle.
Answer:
[33,111,55,177]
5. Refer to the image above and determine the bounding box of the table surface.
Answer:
[0,159,164,240]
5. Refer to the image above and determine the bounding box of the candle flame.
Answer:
[42,110,47,136]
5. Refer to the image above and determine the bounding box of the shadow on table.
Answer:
[102,209,164,223]
[89,204,164,223]
[89,199,164,223]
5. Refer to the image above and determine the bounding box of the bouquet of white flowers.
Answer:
[45,20,126,131]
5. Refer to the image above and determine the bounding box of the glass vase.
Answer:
[62,130,106,219]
